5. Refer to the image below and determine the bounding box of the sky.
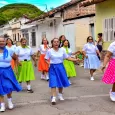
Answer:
[0,0,71,11]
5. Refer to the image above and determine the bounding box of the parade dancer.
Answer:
[45,38,79,105]
[102,38,115,101]
[0,37,22,112]
[16,38,37,93]
[6,38,17,70]
[59,35,66,47]
[61,39,78,85]
[38,38,49,80]
[82,36,100,81]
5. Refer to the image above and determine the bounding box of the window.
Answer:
[25,33,29,45]
[13,34,15,41]
[15,34,16,41]
[31,32,36,47]
[90,24,95,41]
[103,18,115,41]
[17,33,20,41]
[42,32,46,38]
[23,34,24,37]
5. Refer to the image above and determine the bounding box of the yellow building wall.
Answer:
[96,0,115,50]
[75,17,95,51]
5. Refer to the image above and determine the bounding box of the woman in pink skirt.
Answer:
[102,39,115,101]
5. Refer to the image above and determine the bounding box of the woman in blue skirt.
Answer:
[82,36,100,81]
[45,38,78,105]
[0,37,22,112]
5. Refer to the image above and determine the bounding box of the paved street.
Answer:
[2,66,114,115]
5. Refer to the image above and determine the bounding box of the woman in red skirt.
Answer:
[38,38,50,81]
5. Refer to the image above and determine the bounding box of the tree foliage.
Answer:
[0,13,7,25]
[0,3,44,26]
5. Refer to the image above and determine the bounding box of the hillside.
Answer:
[0,3,44,25]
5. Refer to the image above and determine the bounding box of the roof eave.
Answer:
[63,13,95,22]
[25,0,82,24]
[80,0,107,7]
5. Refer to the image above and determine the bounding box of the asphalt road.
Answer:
[2,66,114,115]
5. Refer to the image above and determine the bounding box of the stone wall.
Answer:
[63,4,95,20]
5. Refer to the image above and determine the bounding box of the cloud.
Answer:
[0,0,9,5]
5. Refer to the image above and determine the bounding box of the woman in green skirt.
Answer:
[62,40,79,84]
[16,38,37,93]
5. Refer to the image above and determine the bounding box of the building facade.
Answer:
[24,0,95,52]
[81,0,114,50]
[0,17,30,43]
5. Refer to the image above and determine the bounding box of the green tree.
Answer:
[0,3,44,26]
[0,13,7,25]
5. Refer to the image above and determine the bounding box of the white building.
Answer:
[0,16,30,42]
[0,1,95,53]
[21,15,64,52]
[22,0,95,52]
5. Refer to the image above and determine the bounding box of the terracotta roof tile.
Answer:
[25,0,95,24]
[79,0,107,7]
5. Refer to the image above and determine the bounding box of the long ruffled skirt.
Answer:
[0,66,22,96]
[49,63,70,88]
[102,59,115,84]
[63,60,76,77]
[17,61,35,82]
[84,54,100,69]
[38,54,49,72]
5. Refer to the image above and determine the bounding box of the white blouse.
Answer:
[0,48,14,67]
[62,47,72,57]
[45,48,68,64]
[6,45,17,53]
[108,41,115,59]
[83,43,98,54]
[38,45,49,54]
[16,46,34,61]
